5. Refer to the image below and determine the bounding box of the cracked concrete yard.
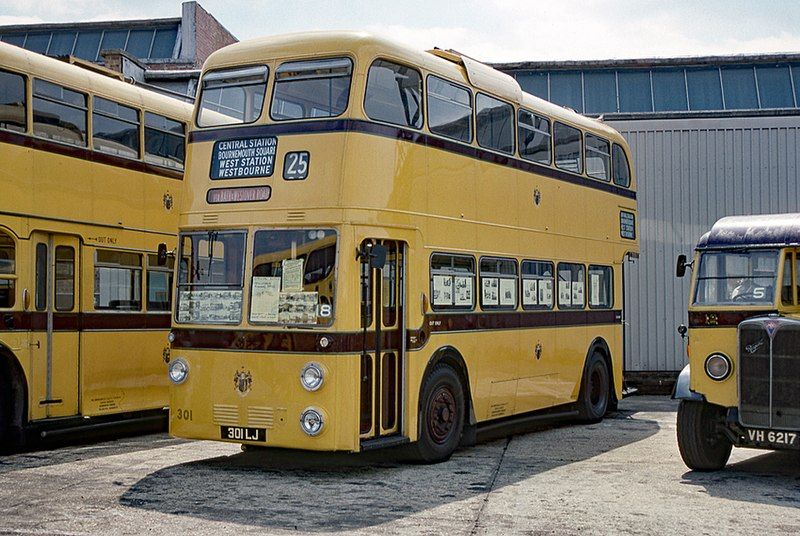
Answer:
[1,396,800,535]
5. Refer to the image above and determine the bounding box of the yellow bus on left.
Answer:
[0,41,192,449]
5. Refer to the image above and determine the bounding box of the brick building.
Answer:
[0,1,236,100]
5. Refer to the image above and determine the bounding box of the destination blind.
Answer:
[211,136,278,179]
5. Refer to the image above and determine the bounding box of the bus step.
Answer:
[360,435,409,451]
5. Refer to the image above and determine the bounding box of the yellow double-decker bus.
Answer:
[0,41,192,448]
[167,32,638,461]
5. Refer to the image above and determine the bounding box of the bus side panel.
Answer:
[688,326,738,407]
[32,153,93,225]
[0,144,33,216]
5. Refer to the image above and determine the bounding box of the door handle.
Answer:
[534,342,542,360]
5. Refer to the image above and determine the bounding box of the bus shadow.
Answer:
[119,414,660,532]
[681,449,800,507]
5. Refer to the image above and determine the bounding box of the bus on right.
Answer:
[675,213,800,471]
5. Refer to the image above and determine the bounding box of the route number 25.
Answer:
[283,151,310,180]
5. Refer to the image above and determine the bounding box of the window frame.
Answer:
[0,231,16,309]
[146,253,175,313]
[32,78,88,148]
[517,108,552,165]
[93,249,143,312]
[92,95,141,160]
[0,68,27,134]
[553,121,583,175]
[475,92,515,155]
[363,58,424,130]
[430,252,476,312]
[521,259,555,311]
[426,74,474,144]
[612,143,632,188]
[479,256,519,310]
[584,133,611,182]
[557,262,586,310]
[54,245,75,312]
[196,64,269,128]
[587,264,614,309]
[269,57,354,123]
[144,111,186,171]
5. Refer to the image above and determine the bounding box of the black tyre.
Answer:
[578,351,610,422]
[0,375,11,452]
[677,400,732,471]
[410,364,465,463]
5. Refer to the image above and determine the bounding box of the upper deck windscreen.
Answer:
[196,66,268,128]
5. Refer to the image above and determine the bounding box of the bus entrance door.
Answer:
[359,240,405,445]
[29,233,79,419]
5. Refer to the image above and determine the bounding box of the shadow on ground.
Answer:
[681,449,800,507]
[120,413,660,532]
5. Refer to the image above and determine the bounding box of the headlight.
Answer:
[300,407,324,436]
[704,353,732,381]
[168,358,189,384]
[300,363,324,391]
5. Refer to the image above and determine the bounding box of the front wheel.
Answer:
[409,364,465,463]
[578,352,610,422]
[677,400,732,471]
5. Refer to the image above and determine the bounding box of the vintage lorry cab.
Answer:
[674,213,800,470]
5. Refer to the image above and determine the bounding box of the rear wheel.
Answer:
[677,400,732,471]
[0,375,11,452]
[578,351,610,422]
[409,364,464,463]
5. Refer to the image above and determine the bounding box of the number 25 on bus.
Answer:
[167,32,639,461]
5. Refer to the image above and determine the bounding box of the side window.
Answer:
[554,122,582,174]
[585,133,611,181]
[0,69,26,133]
[427,75,472,143]
[145,112,185,170]
[93,97,140,159]
[430,253,475,311]
[475,93,514,153]
[557,262,585,309]
[364,60,423,129]
[35,243,47,311]
[271,58,352,121]
[94,250,142,311]
[480,257,518,310]
[588,265,613,309]
[54,246,75,311]
[518,109,551,164]
[33,79,87,147]
[197,65,268,127]
[521,260,554,310]
[0,231,15,308]
[612,143,631,187]
[147,254,174,312]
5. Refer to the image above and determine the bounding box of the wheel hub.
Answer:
[428,386,456,444]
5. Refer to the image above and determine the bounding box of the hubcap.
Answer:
[427,385,456,444]
[589,365,605,409]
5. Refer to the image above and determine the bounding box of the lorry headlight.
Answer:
[705,353,731,381]
[300,362,324,391]
[168,358,189,384]
[300,408,324,436]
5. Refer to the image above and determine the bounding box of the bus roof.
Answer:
[696,213,800,250]
[202,31,622,141]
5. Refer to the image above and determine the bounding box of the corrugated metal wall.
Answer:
[608,115,800,372]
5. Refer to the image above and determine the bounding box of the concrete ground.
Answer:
[1,396,800,535]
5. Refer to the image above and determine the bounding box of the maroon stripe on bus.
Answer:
[0,312,171,331]
[170,309,622,353]
[688,310,778,328]
[0,130,183,180]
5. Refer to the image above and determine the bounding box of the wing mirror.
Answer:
[676,254,693,278]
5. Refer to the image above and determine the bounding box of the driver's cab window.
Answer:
[0,230,15,308]
[781,250,799,306]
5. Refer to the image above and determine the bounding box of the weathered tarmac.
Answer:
[1,396,800,535]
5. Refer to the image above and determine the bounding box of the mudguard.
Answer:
[671,364,703,401]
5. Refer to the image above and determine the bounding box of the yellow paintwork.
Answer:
[170,32,638,451]
[0,42,193,427]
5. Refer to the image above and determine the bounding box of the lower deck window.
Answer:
[521,260,554,309]
[147,254,174,312]
[557,263,585,309]
[430,253,475,310]
[0,232,15,308]
[588,265,613,308]
[94,250,142,310]
[480,257,517,309]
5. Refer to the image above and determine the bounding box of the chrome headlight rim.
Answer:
[168,358,189,385]
[300,362,325,392]
[704,352,732,381]
[299,407,325,436]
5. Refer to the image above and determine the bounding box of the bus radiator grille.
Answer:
[247,406,275,429]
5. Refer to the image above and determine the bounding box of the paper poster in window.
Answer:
[482,277,499,306]
[432,275,453,306]
[540,279,553,306]
[572,280,584,305]
[499,278,516,306]
[590,273,601,306]
[558,280,571,305]
[523,279,538,306]
[281,258,304,292]
[278,291,318,324]
[454,275,473,306]
[250,276,281,322]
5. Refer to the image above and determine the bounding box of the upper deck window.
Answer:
[554,122,582,174]
[476,93,514,154]
[612,143,631,187]
[427,76,472,143]
[694,250,778,306]
[585,133,611,181]
[197,65,268,127]
[145,112,185,170]
[364,59,423,129]
[270,58,352,121]
[0,69,26,133]
[32,79,87,147]
[93,97,140,159]
[518,109,551,165]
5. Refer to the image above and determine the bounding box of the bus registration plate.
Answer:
[220,425,267,442]
[741,428,800,449]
